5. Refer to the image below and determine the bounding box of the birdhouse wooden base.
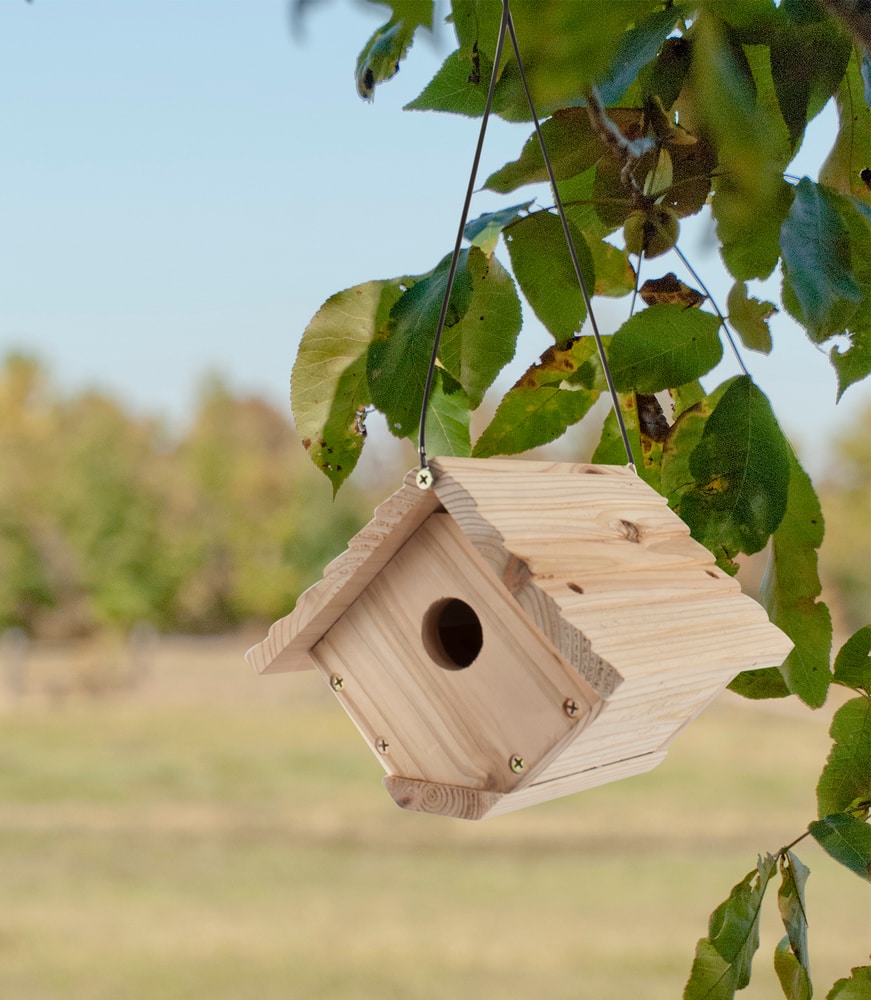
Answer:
[246,458,792,820]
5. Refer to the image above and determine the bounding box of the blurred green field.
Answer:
[0,636,867,999]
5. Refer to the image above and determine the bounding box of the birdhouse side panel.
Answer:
[531,609,792,783]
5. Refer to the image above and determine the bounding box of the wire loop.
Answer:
[418,0,636,473]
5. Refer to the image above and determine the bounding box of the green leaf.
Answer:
[473,337,601,457]
[690,15,794,279]
[726,281,776,354]
[674,377,790,568]
[827,965,871,999]
[422,369,471,458]
[816,697,871,817]
[821,50,871,205]
[727,667,791,700]
[463,202,532,255]
[367,254,472,440]
[809,813,871,882]
[292,279,402,492]
[683,939,737,1000]
[419,1,661,121]
[670,378,708,417]
[484,109,604,194]
[661,380,733,535]
[495,0,661,115]
[590,239,636,297]
[449,0,503,57]
[774,937,813,1000]
[831,326,871,400]
[833,626,871,693]
[642,36,693,109]
[608,305,723,393]
[825,195,871,396]
[405,48,494,117]
[592,394,645,472]
[715,176,794,282]
[595,7,680,104]
[777,851,810,978]
[770,0,851,148]
[504,211,595,341]
[780,178,863,341]
[683,854,778,999]
[438,249,522,409]
[355,4,433,101]
[696,0,778,30]
[761,450,832,707]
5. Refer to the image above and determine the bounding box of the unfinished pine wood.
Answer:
[245,472,440,674]
[311,513,601,792]
[249,455,794,819]
[383,776,503,820]
[485,750,669,819]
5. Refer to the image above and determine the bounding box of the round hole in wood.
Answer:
[422,598,483,670]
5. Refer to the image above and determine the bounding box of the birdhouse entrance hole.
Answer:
[423,598,483,670]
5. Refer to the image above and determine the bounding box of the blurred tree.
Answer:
[0,354,62,631]
[819,400,871,635]
[0,356,373,636]
[173,374,368,630]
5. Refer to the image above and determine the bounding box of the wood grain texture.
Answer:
[485,750,669,818]
[427,457,791,699]
[383,776,503,820]
[311,513,601,792]
[248,456,794,817]
[245,471,440,674]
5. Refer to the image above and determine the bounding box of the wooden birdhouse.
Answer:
[246,457,792,820]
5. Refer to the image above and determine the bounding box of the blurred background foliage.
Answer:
[0,349,866,641]
[0,351,377,638]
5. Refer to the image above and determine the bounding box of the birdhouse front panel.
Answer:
[309,511,602,795]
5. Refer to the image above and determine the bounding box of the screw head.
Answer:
[416,467,434,490]
[509,754,525,773]
[563,697,580,718]
[329,674,344,692]
[375,737,390,755]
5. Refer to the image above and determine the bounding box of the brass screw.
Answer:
[376,737,390,755]
[563,697,580,718]
[330,674,344,692]
[509,754,525,773]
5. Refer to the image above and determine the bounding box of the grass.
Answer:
[0,635,867,999]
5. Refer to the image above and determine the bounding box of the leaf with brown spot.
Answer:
[640,273,706,308]
[473,337,602,457]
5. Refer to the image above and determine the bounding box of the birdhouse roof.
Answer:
[247,457,791,697]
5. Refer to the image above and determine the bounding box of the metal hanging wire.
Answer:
[417,0,636,482]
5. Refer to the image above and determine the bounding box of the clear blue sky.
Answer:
[1,0,868,478]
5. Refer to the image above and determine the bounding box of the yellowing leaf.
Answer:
[473,337,602,457]
[727,281,777,354]
[292,280,402,492]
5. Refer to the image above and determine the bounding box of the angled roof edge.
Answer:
[247,456,667,682]
[246,470,441,673]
